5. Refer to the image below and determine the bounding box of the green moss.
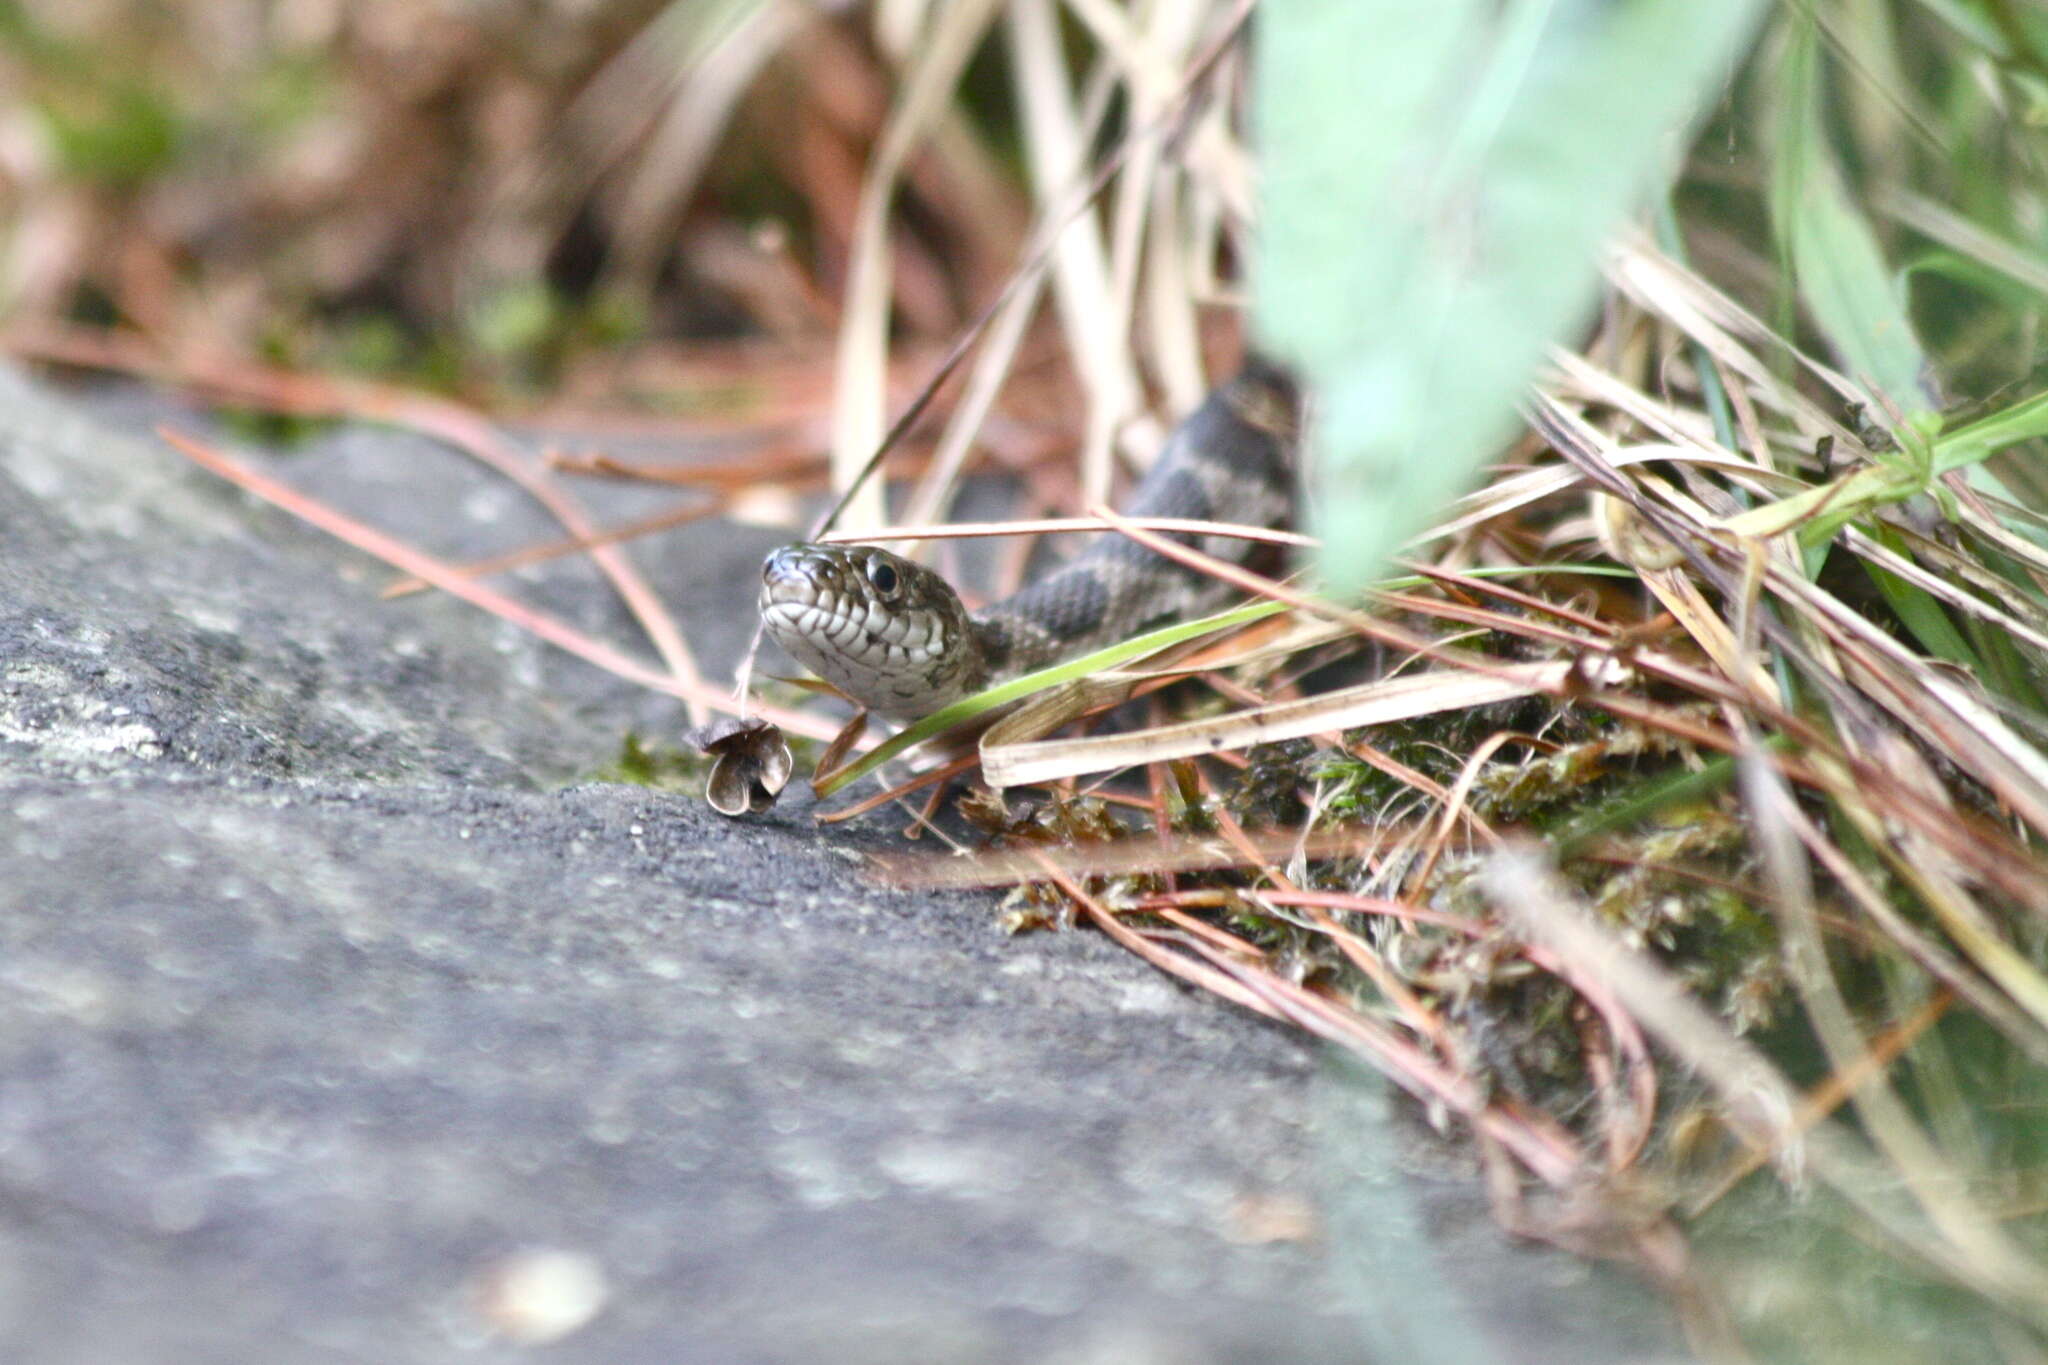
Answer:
[593,733,715,790]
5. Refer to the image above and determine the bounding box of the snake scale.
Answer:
[758,360,1300,719]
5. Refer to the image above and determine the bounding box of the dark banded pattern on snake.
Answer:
[759,361,1300,719]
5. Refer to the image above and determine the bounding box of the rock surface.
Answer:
[0,366,1680,1363]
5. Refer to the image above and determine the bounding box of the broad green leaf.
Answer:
[1770,15,1941,436]
[1254,0,1769,596]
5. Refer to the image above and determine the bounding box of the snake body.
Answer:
[759,361,1299,718]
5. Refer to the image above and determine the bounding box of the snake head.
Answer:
[759,543,986,718]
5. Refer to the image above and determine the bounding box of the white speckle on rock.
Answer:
[1,958,112,1023]
[467,1249,609,1345]
[177,602,243,634]
[876,1137,1019,1197]
[768,1134,883,1208]
[460,484,521,525]
[0,700,164,764]
[583,1106,636,1146]
[1113,978,1182,1017]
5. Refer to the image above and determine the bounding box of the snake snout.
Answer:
[760,545,804,588]
[760,545,835,603]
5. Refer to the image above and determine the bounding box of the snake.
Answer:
[758,360,1300,720]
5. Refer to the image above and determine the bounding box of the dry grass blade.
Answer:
[981,663,1564,789]
[1687,988,1953,1216]
[1838,526,2048,656]
[831,0,1006,530]
[1488,847,2048,1324]
[1740,742,2042,1291]
[887,0,1257,548]
[1034,851,1587,1187]
[817,513,1315,549]
[871,822,1431,890]
[1877,188,2048,300]
[604,1,806,291]
[157,427,840,743]
[10,324,709,721]
[1007,0,1140,503]
[381,497,722,600]
[1608,236,1871,430]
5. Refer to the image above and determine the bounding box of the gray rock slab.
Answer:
[0,366,1682,1363]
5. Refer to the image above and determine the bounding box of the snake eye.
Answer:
[865,558,901,599]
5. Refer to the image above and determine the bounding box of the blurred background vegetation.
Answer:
[10,2,2048,1361]
[2,1,2046,400]
[0,0,1045,397]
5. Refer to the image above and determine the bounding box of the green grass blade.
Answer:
[1933,388,2048,473]
[1860,561,1982,674]
[811,563,1638,798]
[1718,385,2048,545]
[811,599,1290,797]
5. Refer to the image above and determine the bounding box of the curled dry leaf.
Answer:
[694,717,794,816]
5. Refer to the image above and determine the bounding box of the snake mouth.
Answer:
[759,597,852,650]
[758,547,869,649]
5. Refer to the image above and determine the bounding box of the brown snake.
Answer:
[758,361,1300,719]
